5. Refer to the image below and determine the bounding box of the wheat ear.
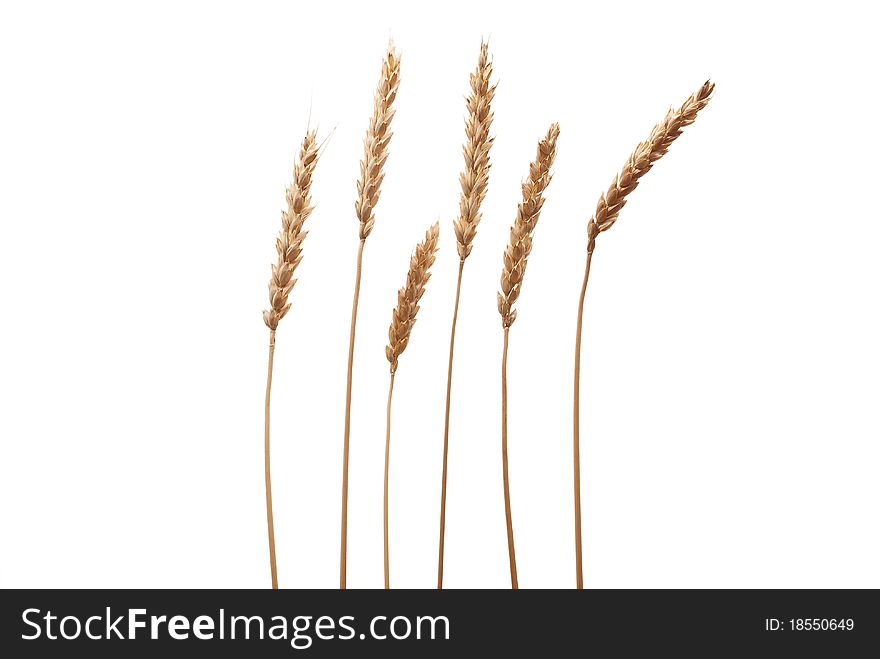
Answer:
[383,223,440,589]
[572,81,715,589]
[497,124,560,589]
[261,130,320,589]
[438,40,496,589]
[340,42,401,589]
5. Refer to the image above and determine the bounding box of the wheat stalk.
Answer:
[261,129,320,589]
[383,222,440,589]
[438,40,496,589]
[340,41,401,589]
[572,80,715,589]
[497,123,560,589]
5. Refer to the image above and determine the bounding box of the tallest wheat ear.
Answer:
[339,42,401,589]
[497,123,560,589]
[261,130,321,589]
[572,81,715,589]
[438,41,496,589]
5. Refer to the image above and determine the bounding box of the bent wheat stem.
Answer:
[572,250,592,589]
[500,326,517,588]
[572,81,714,589]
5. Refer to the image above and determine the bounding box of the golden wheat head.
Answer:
[586,80,714,252]
[497,123,560,328]
[454,40,496,261]
[355,42,401,241]
[386,222,441,373]
[263,130,320,331]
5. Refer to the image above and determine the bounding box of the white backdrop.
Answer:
[1,0,878,589]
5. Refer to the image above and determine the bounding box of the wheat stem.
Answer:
[340,237,365,589]
[571,80,714,588]
[383,370,396,589]
[572,250,592,590]
[383,222,440,588]
[264,329,278,589]
[500,326,518,588]
[437,258,464,589]
[261,129,321,590]
[439,41,496,588]
[340,43,401,589]
[496,123,560,589]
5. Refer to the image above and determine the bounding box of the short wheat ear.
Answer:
[339,41,401,590]
[497,123,560,589]
[572,81,715,590]
[438,40,496,589]
[261,130,321,589]
[383,223,440,589]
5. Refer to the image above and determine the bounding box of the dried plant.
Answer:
[339,42,401,589]
[438,40,496,588]
[452,41,495,262]
[382,223,440,589]
[497,123,560,588]
[261,129,321,589]
[572,81,715,588]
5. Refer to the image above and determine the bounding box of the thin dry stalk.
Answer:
[438,41,496,589]
[497,124,560,589]
[264,331,277,589]
[261,130,321,589]
[384,223,441,589]
[383,371,395,590]
[572,81,715,589]
[340,42,401,590]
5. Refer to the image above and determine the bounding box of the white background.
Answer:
[1,0,878,589]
